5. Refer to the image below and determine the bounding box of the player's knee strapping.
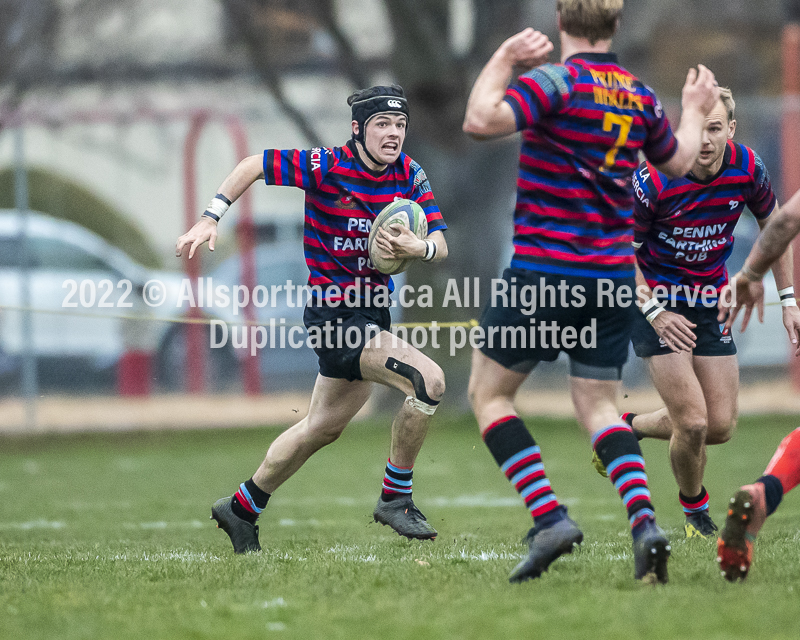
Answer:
[385,357,440,415]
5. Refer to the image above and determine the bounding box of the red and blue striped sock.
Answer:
[231,478,271,524]
[592,424,655,530]
[620,412,643,440]
[679,487,710,515]
[381,459,413,502]
[483,415,563,525]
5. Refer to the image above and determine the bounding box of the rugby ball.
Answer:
[367,199,428,275]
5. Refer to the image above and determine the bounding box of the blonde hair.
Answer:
[557,0,623,44]
[719,87,735,122]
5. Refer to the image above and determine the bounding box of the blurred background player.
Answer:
[716,427,800,581]
[599,88,800,539]
[176,85,449,553]
[462,0,719,583]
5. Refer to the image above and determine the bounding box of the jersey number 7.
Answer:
[602,113,633,170]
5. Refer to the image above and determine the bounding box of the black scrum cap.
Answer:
[347,85,409,143]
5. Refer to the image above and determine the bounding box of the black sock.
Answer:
[679,486,709,516]
[231,478,271,524]
[381,459,413,502]
[756,474,784,516]
[621,412,643,440]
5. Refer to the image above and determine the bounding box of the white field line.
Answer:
[3,544,634,566]
[271,494,587,508]
[122,520,205,529]
[0,519,66,530]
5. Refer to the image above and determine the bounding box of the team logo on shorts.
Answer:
[719,323,732,343]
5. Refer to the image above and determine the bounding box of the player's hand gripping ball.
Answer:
[368,199,428,275]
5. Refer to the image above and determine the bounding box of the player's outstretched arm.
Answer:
[717,273,765,334]
[745,188,800,276]
[462,28,553,140]
[755,209,800,354]
[655,65,720,179]
[374,228,448,263]
[175,154,264,259]
[720,189,800,332]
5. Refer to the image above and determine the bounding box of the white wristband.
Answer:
[779,286,796,307]
[641,297,660,316]
[422,239,437,262]
[646,306,665,325]
[203,194,231,222]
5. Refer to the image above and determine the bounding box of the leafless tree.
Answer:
[0,0,58,108]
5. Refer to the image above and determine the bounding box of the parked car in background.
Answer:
[0,209,186,393]
[0,209,427,395]
[158,240,408,393]
[155,243,317,392]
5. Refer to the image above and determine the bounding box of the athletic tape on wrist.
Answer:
[204,193,231,221]
[640,297,660,316]
[780,285,797,307]
[645,306,664,325]
[405,395,437,415]
[422,240,437,262]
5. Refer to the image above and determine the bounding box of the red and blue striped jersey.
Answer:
[503,52,678,278]
[633,141,776,300]
[263,140,446,299]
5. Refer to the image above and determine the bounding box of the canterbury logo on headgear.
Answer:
[348,85,410,144]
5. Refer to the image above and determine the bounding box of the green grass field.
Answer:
[2,413,799,640]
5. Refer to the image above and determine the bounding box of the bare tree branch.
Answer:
[306,0,370,89]
[0,0,58,89]
[221,0,324,145]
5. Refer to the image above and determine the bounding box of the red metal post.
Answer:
[226,116,262,395]
[783,24,800,390]
[182,112,209,393]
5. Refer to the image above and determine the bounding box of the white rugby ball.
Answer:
[367,199,428,275]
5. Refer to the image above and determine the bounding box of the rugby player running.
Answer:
[595,87,800,540]
[463,0,719,583]
[176,86,449,552]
